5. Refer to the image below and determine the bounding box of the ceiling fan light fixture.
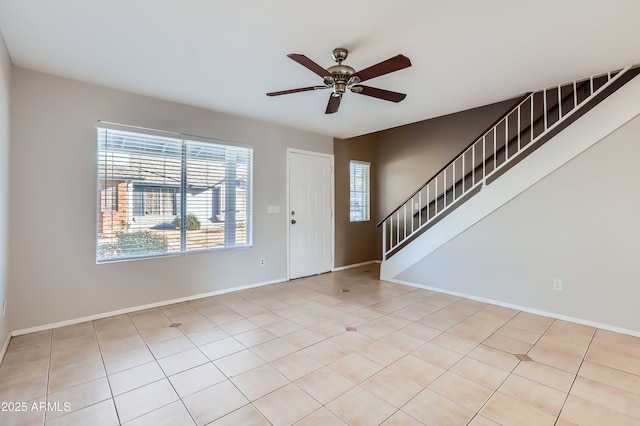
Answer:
[347,75,361,86]
[333,82,347,95]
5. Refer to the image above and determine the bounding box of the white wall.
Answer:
[396,112,640,334]
[0,32,10,346]
[8,68,332,331]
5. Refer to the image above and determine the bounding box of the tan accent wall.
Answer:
[333,98,519,267]
[375,99,519,220]
[334,133,378,267]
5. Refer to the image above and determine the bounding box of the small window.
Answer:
[100,183,118,212]
[350,161,370,222]
[144,187,175,216]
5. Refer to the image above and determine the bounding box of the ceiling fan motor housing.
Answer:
[327,49,360,95]
[327,67,356,95]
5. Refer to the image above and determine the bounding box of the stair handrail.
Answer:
[378,65,635,260]
[376,93,530,227]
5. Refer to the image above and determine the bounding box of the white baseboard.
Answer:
[12,277,288,337]
[388,278,640,339]
[332,260,380,272]
[11,271,639,343]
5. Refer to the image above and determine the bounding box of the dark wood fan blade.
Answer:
[353,85,407,102]
[288,54,330,77]
[354,54,411,82]
[325,94,341,114]
[266,86,327,96]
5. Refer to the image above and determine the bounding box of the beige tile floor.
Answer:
[1,265,640,425]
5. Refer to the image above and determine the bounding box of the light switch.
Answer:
[267,205,280,214]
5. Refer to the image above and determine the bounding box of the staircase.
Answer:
[377,65,640,261]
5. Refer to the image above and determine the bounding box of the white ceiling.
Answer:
[1,0,640,139]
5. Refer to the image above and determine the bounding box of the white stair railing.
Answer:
[379,66,634,260]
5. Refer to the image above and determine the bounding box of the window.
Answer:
[100,183,118,212]
[144,187,175,216]
[350,160,370,222]
[97,124,253,262]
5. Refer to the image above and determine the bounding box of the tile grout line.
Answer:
[214,298,329,423]
[225,275,406,423]
[177,299,270,421]
[444,313,554,424]
[335,301,483,424]
[552,326,598,426]
[485,317,557,423]
[42,330,52,426]
[81,287,452,423]
[43,322,117,425]
[92,319,119,426]
[86,281,357,424]
[153,298,303,424]
[185,278,484,422]
[115,310,166,425]
[135,308,199,426]
[345,296,512,423]
[447,341,520,425]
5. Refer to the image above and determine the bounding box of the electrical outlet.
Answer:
[260,258,265,266]
[553,278,563,291]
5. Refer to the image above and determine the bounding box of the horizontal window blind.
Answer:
[97,126,252,262]
[350,160,370,222]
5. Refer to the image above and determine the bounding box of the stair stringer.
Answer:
[380,74,640,282]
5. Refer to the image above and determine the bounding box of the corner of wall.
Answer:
[0,28,13,357]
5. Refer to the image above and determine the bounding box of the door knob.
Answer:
[291,219,296,224]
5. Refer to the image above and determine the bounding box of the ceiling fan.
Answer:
[266,48,411,114]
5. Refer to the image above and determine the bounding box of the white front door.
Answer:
[288,150,333,279]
